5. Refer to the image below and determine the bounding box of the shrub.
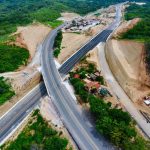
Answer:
[0,77,15,105]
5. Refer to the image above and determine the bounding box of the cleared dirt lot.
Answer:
[58,33,90,64]
[58,12,80,22]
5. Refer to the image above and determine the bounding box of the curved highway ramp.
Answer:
[41,28,115,150]
[41,5,122,150]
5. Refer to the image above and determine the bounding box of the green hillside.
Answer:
[0,1,147,80]
[0,0,131,37]
[121,2,150,42]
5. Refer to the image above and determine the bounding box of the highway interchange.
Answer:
[0,3,149,149]
[41,4,121,150]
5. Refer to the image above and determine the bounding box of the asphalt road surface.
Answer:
[0,3,123,149]
[59,4,121,77]
[41,5,122,150]
[0,83,46,145]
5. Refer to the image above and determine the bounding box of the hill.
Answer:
[121,2,150,42]
[0,0,135,37]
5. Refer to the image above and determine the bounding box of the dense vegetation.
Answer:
[70,77,149,149]
[89,95,149,149]
[121,2,150,74]
[1,110,69,150]
[0,45,29,73]
[0,0,137,38]
[53,30,63,58]
[0,77,15,105]
[70,62,149,149]
[121,2,150,42]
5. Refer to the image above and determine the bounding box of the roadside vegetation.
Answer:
[69,61,104,103]
[0,77,15,105]
[89,95,149,149]
[0,44,29,73]
[47,20,63,29]
[69,59,149,149]
[1,110,69,150]
[121,2,150,42]
[53,31,63,58]
[121,2,150,77]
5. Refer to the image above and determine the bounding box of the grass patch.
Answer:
[48,20,63,28]
[0,44,29,73]
[121,3,150,42]
[94,12,100,16]
[53,30,63,58]
[1,109,69,150]
[0,77,15,105]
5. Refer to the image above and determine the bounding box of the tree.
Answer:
[79,90,89,103]
[79,70,87,79]
[109,108,131,125]
[87,63,95,73]
[74,81,85,94]
[123,137,150,150]
[89,95,110,118]
[96,116,113,136]
[53,48,61,58]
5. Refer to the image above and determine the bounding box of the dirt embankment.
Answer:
[106,39,150,114]
[5,23,51,94]
[0,23,51,116]
[106,17,150,101]
[14,23,51,59]
[106,39,150,107]
[113,18,140,38]
[105,17,150,115]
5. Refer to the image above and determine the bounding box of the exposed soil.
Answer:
[58,12,80,22]
[57,32,90,64]
[106,39,150,115]
[58,5,116,64]
[112,18,140,38]
[0,23,51,115]
[13,23,51,59]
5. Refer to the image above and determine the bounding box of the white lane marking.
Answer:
[0,83,44,120]
[0,111,32,146]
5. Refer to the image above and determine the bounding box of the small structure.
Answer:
[144,100,150,106]
[94,71,101,77]
[63,17,101,33]
[74,74,80,79]
[98,87,112,97]
[85,81,100,92]
[87,73,97,81]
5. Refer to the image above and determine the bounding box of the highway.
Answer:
[59,4,121,77]
[0,83,46,145]
[41,5,122,150]
[0,2,149,148]
[0,4,122,148]
[59,29,112,78]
